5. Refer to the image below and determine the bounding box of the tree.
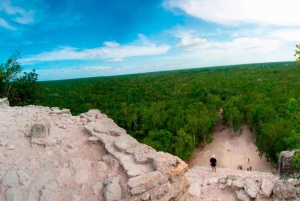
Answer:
[295,44,300,64]
[0,51,22,98]
[0,51,42,105]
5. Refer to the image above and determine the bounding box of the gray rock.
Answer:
[104,177,122,201]
[2,170,18,187]
[273,180,296,200]
[244,178,260,198]
[6,188,21,201]
[31,117,51,145]
[278,149,300,179]
[0,98,9,108]
[236,189,250,201]
[260,179,274,198]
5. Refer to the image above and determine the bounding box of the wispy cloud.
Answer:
[20,35,171,64]
[164,0,300,26]
[0,0,34,24]
[0,18,15,30]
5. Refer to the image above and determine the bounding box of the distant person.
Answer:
[210,154,217,172]
[249,166,252,171]
[248,158,250,163]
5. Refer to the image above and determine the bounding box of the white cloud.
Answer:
[271,29,300,42]
[103,41,120,48]
[109,58,123,62]
[176,37,207,50]
[19,35,171,64]
[0,18,15,30]
[173,29,207,50]
[164,0,300,26]
[0,0,34,24]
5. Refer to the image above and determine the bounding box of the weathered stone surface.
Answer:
[261,179,274,198]
[17,170,33,186]
[74,169,89,184]
[6,188,21,201]
[278,149,300,179]
[153,152,188,181]
[88,136,99,143]
[133,144,156,164]
[92,181,103,197]
[244,178,260,198]
[94,118,126,136]
[189,183,201,198]
[104,177,122,201]
[127,171,168,195]
[232,177,245,189]
[273,180,296,200]
[2,170,18,187]
[0,98,9,108]
[32,169,54,190]
[27,192,38,201]
[114,135,138,154]
[236,189,250,201]
[40,189,56,201]
[56,168,73,187]
[169,176,190,198]
[0,138,8,147]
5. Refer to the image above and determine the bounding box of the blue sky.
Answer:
[1,0,300,81]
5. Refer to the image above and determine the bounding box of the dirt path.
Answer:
[188,113,277,173]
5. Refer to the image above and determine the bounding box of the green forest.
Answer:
[1,50,300,163]
[38,61,300,161]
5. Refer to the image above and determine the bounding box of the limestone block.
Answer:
[273,180,296,200]
[153,152,188,181]
[244,178,260,198]
[127,171,168,195]
[114,135,138,154]
[94,118,126,136]
[260,179,274,198]
[31,117,51,145]
[133,144,156,164]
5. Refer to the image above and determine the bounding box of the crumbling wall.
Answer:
[83,109,190,201]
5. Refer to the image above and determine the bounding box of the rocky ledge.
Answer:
[0,98,299,201]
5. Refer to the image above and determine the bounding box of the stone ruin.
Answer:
[0,97,9,108]
[0,97,300,201]
[278,149,300,179]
